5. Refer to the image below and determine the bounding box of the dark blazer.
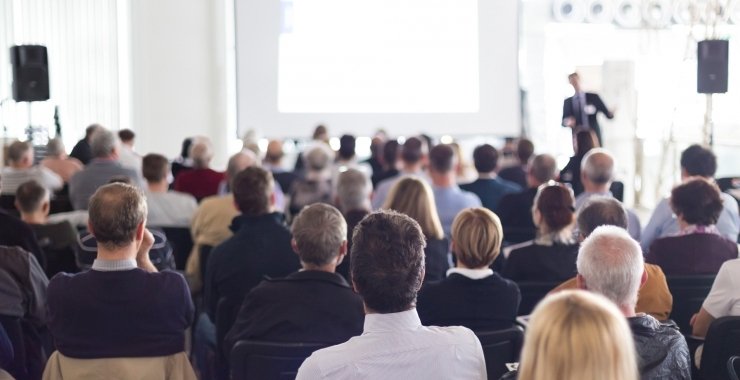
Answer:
[272,171,299,196]
[461,177,522,213]
[0,209,45,269]
[69,139,92,165]
[224,270,364,354]
[502,242,580,282]
[496,188,538,244]
[559,155,586,196]
[645,233,738,275]
[562,92,612,144]
[417,272,520,331]
[497,166,527,190]
[425,238,450,283]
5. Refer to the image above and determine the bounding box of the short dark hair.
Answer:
[400,137,424,164]
[530,154,558,184]
[577,197,628,237]
[142,154,169,183]
[429,144,455,173]
[88,183,147,249]
[350,210,426,313]
[233,166,273,216]
[338,134,356,160]
[670,177,723,226]
[15,180,48,213]
[118,129,135,143]
[535,184,575,231]
[680,144,717,178]
[382,140,399,168]
[292,203,347,266]
[473,144,499,173]
[517,139,535,163]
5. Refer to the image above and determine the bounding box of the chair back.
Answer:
[609,181,624,202]
[666,275,716,334]
[700,317,740,380]
[230,340,329,380]
[42,351,196,379]
[516,281,561,316]
[729,356,740,380]
[0,195,18,216]
[0,315,44,380]
[475,327,524,380]
[215,297,243,380]
[158,226,194,270]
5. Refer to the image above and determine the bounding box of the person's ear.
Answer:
[135,221,145,242]
[639,268,648,288]
[532,208,542,227]
[42,200,50,215]
[576,274,587,290]
[269,191,276,207]
[291,239,300,255]
[450,240,457,255]
[335,240,348,266]
[87,220,95,236]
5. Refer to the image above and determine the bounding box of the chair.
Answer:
[215,297,243,380]
[729,356,740,380]
[475,327,524,380]
[609,180,624,202]
[516,281,561,316]
[158,227,194,270]
[665,275,716,334]
[0,195,18,216]
[230,340,329,380]
[199,245,214,283]
[42,351,196,379]
[699,317,740,380]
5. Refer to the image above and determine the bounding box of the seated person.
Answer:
[417,207,520,331]
[142,153,198,227]
[334,168,372,280]
[173,138,225,202]
[297,210,486,379]
[47,183,194,359]
[224,203,364,354]
[287,145,333,219]
[460,144,521,213]
[0,141,63,195]
[646,178,738,275]
[15,180,78,277]
[76,228,175,272]
[502,183,579,282]
[0,184,46,269]
[41,138,83,183]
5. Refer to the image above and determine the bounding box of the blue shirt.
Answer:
[460,177,521,212]
[432,185,482,236]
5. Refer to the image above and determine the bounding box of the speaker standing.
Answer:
[561,72,613,147]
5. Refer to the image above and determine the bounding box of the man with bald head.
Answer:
[263,140,298,194]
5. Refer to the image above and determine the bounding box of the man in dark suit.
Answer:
[224,203,364,353]
[562,72,613,146]
[461,144,521,212]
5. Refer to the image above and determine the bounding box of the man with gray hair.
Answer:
[68,128,142,210]
[1,140,63,195]
[577,148,641,239]
[334,168,372,279]
[577,225,690,379]
[174,138,225,201]
[41,138,83,183]
[224,203,364,354]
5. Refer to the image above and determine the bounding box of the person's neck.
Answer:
[455,262,486,270]
[363,304,414,315]
[147,181,169,193]
[302,262,337,273]
[10,162,29,170]
[477,171,497,179]
[96,245,137,262]
[21,211,47,225]
[583,183,609,194]
[619,304,636,318]
[401,163,422,174]
[431,172,455,188]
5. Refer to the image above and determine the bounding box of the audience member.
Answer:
[371,137,428,209]
[641,144,740,251]
[497,154,558,243]
[334,168,372,279]
[288,144,333,218]
[576,226,691,378]
[427,144,482,235]
[41,138,83,183]
[263,139,298,194]
[552,197,673,321]
[363,135,385,183]
[646,178,738,275]
[117,129,142,173]
[383,177,449,283]
[559,131,597,196]
[69,124,102,165]
[1,140,63,195]
[371,139,399,186]
[171,137,194,180]
[142,154,198,227]
[515,290,638,380]
[224,204,363,353]
[0,182,46,268]
[173,138,225,201]
[75,227,175,272]
[417,207,519,330]
[460,144,521,212]
[294,124,330,173]
[502,183,579,282]
[47,183,194,359]
[68,128,142,210]
[296,210,487,379]
[576,148,641,239]
[498,138,534,189]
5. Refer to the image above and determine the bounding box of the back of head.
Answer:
[312,124,328,142]
[233,166,273,216]
[577,197,628,237]
[575,131,597,156]
[519,290,638,380]
[180,138,193,159]
[452,208,503,268]
[85,124,103,139]
[581,148,614,185]
[577,226,644,309]
[350,210,427,313]
[529,154,557,185]
[304,145,332,172]
[46,138,66,157]
[472,144,498,173]
[534,184,575,234]
[292,203,347,266]
[118,129,135,144]
[227,150,258,181]
[338,134,356,160]
[90,128,118,158]
[264,140,284,164]
[189,139,214,169]
[7,141,32,165]
[88,183,147,250]
[383,177,444,240]
[428,144,455,174]
[670,177,723,226]
[15,180,49,214]
[680,144,717,178]
[400,137,425,164]
[337,168,371,211]
[517,139,535,163]
[142,154,169,183]
[382,139,399,167]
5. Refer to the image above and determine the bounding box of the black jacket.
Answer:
[502,242,579,282]
[629,315,691,379]
[562,92,612,144]
[496,188,538,244]
[0,209,45,270]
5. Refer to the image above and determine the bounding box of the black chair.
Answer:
[200,244,214,284]
[666,275,716,334]
[0,195,18,216]
[216,297,243,380]
[230,340,329,380]
[475,327,524,380]
[158,226,194,270]
[609,180,624,202]
[516,281,561,316]
[700,317,740,380]
[729,356,740,380]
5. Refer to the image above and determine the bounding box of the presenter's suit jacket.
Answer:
[562,92,612,144]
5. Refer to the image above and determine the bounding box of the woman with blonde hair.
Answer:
[383,176,448,282]
[417,207,519,330]
[516,290,638,380]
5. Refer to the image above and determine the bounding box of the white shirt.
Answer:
[296,309,487,380]
[446,267,494,280]
[118,145,142,174]
[703,258,740,318]
[0,166,63,194]
[145,190,198,227]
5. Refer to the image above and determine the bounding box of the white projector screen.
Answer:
[235,0,519,138]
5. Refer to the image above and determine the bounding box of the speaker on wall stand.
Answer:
[9,45,51,142]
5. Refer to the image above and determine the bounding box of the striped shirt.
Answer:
[0,166,63,195]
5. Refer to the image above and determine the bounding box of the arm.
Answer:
[692,261,737,337]
[136,229,158,273]
[593,94,613,119]
[562,98,575,127]
[691,308,716,338]
[40,166,64,190]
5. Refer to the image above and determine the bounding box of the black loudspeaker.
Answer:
[10,45,50,102]
[697,40,729,94]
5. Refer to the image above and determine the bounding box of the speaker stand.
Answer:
[703,94,714,147]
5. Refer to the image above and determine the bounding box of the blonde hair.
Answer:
[451,208,503,268]
[518,290,638,380]
[382,176,444,240]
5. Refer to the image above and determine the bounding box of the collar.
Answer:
[91,258,137,272]
[476,173,498,180]
[364,309,422,334]
[447,267,494,280]
[679,224,720,236]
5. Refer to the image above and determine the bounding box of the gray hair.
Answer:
[46,138,66,157]
[577,197,628,237]
[291,203,348,266]
[336,169,371,211]
[88,183,147,249]
[227,150,258,179]
[529,154,557,184]
[90,128,119,158]
[304,145,332,172]
[577,225,643,309]
[189,139,214,169]
[581,148,614,185]
[7,141,32,163]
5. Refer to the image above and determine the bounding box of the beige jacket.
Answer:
[42,351,196,380]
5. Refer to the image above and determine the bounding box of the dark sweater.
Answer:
[496,188,538,244]
[0,209,45,269]
[645,233,738,276]
[47,268,194,358]
[424,238,451,283]
[502,242,580,282]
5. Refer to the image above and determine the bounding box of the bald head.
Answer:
[190,139,213,169]
[264,140,284,165]
[581,148,614,191]
[227,151,258,187]
[528,154,557,187]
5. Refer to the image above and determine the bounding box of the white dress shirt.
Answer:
[296,308,487,380]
